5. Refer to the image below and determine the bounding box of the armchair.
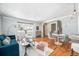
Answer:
[48,32,57,41]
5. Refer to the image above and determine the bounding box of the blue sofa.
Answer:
[0,35,19,56]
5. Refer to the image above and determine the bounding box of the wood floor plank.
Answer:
[33,37,73,56]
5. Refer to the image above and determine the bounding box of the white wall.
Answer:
[2,16,17,35]
[1,15,78,37]
[60,15,78,34]
[0,16,1,34]
[1,16,37,37]
[42,15,78,36]
[78,4,79,34]
[78,16,79,34]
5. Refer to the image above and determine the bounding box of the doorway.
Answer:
[51,23,56,33]
[43,23,48,37]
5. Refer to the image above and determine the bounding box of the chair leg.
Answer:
[24,46,28,56]
[71,49,73,56]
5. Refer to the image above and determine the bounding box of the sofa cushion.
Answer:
[11,39,17,44]
[0,35,6,41]
[2,37,11,45]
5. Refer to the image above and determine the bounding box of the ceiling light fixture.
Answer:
[73,3,77,15]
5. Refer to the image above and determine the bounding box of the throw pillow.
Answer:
[2,37,11,45]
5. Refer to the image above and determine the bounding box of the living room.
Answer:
[0,3,79,56]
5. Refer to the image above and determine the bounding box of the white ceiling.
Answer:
[0,3,75,21]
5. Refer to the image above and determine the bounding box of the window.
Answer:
[17,22,33,38]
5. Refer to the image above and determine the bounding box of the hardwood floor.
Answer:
[33,37,79,56]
